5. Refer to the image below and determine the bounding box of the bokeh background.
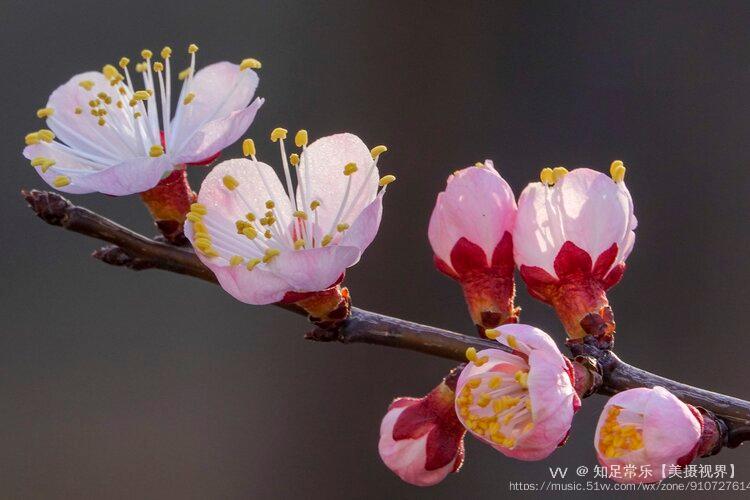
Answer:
[2,0,749,498]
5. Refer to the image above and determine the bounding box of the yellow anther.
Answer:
[246,212,256,222]
[474,162,485,168]
[336,223,350,232]
[465,347,477,362]
[506,334,518,349]
[193,222,208,234]
[78,80,95,91]
[553,166,569,182]
[178,67,192,80]
[287,153,299,166]
[161,46,172,59]
[540,167,555,186]
[75,107,82,114]
[235,220,250,232]
[36,107,54,119]
[474,356,489,367]
[188,43,199,54]
[119,57,130,68]
[612,163,626,183]
[370,145,388,159]
[229,255,244,266]
[190,203,207,215]
[271,127,288,142]
[264,229,273,239]
[52,175,70,188]
[141,49,153,59]
[467,378,481,389]
[186,213,203,223]
[24,132,39,145]
[293,210,308,220]
[265,200,275,209]
[514,370,529,389]
[102,64,120,80]
[310,200,321,210]
[37,129,55,142]
[134,112,142,118]
[262,248,281,263]
[134,62,146,73]
[378,174,396,186]
[153,62,164,72]
[30,157,46,166]
[239,58,262,70]
[484,329,499,340]
[488,376,502,389]
[246,257,262,271]
[31,157,56,172]
[321,234,333,247]
[133,90,151,101]
[294,239,306,250]
[477,394,491,408]
[97,117,106,126]
[147,145,163,157]
[242,227,258,240]
[223,175,239,190]
[295,129,308,147]
[610,160,624,177]
[343,162,358,176]
[183,92,196,104]
[242,138,256,157]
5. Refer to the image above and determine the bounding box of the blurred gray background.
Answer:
[2,0,749,498]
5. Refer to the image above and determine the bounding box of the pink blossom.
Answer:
[379,382,466,486]
[514,166,637,338]
[455,324,579,461]
[185,132,393,305]
[23,45,263,196]
[428,161,519,329]
[595,386,703,484]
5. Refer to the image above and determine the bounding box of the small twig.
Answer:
[22,189,750,449]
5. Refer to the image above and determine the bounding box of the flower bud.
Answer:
[378,379,466,486]
[595,386,702,484]
[455,324,579,460]
[428,161,519,331]
[514,168,637,339]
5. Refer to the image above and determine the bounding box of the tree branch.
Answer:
[22,189,750,449]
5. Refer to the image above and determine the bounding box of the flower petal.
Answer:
[266,245,360,291]
[428,161,516,265]
[339,190,384,254]
[173,97,264,164]
[297,133,378,233]
[169,62,259,154]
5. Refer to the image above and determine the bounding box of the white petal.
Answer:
[297,133,378,232]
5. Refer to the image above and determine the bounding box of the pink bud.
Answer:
[428,161,519,329]
[455,324,579,461]
[514,168,636,338]
[595,386,702,484]
[379,382,466,486]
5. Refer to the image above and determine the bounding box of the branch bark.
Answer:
[22,189,750,449]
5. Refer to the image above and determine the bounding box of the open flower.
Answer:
[379,379,466,486]
[455,324,579,461]
[514,165,637,339]
[595,386,703,484]
[23,44,263,196]
[184,130,394,305]
[428,161,519,331]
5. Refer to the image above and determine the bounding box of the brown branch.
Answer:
[22,189,750,450]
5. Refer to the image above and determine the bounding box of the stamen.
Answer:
[229,255,244,266]
[611,161,626,183]
[484,329,499,340]
[183,92,196,105]
[188,43,199,54]
[540,167,555,186]
[141,49,153,60]
[53,175,70,188]
[289,153,299,166]
[553,166,569,182]
[239,58,261,70]
[242,138,256,157]
[343,162,358,176]
[36,108,54,119]
[79,80,95,91]
[262,248,280,263]
[295,129,308,147]
[379,175,396,186]
[161,46,172,59]
[246,258,261,270]
[370,145,387,158]
[465,347,477,362]
[223,175,239,190]
[149,145,164,157]
[270,127,288,142]
[119,57,130,68]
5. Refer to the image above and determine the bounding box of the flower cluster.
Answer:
[24,45,722,490]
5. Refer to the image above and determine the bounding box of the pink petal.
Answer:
[297,133,378,233]
[642,387,701,464]
[514,182,560,275]
[72,156,173,195]
[428,162,517,265]
[24,142,99,194]
[495,324,565,363]
[173,97,264,164]
[169,62,259,152]
[339,190,384,254]
[267,245,360,291]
